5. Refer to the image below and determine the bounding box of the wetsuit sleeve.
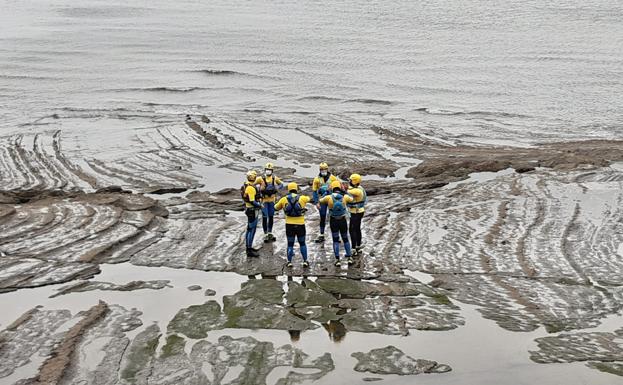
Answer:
[255,177,264,187]
[276,177,284,189]
[300,196,311,206]
[347,188,362,199]
[319,195,330,206]
[274,197,285,211]
[312,177,320,191]
[344,195,354,204]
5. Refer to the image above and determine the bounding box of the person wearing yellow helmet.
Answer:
[312,162,338,243]
[240,170,262,257]
[319,180,355,266]
[274,182,312,268]
[256,162,284,243]
[347,173,367,255]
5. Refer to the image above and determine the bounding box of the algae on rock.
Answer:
[168,301,226,339]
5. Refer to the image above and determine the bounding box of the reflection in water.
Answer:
[323,320,347,343]
[288,329,301,343]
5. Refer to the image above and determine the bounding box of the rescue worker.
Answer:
[274,182,312,268]
[256,162,284,242]
[319,180,354,266]
[312,162,338,243]
[241,170,262,257]
[347,173,367,255]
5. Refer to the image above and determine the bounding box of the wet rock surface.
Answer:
[165,277,462,337]
[51,280,171,298]
[352,345,451,375]
[0,308,72,379]
[3,115,623,383]
[530,328,623,377]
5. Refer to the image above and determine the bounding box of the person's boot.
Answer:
[347,256,354,265]
[247,248,260,257]
[263,234,270,243]
[286,261,293,268]
[352,249,359,256]
[314,234,325,243]
[302,261,310,268]
[268,233,276,242]
[334,258,341,267]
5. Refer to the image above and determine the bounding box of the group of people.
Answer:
[241,162,367,268]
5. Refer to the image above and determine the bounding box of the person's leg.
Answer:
[267,202,275,234]
[339,218,352,257]
[250,209,258,243]
[330,217,340,259]
[350,213,362,248]
[356,212,364,249]
[246,209,259,254]
[319,204,328,235]
[297,225,308,262]
[286,224,296,262]
[349,214,357,249]
[261,204,268,234]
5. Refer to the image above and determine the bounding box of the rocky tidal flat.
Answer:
[2,113,623,385]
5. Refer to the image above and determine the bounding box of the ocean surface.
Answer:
[1,0,622,145]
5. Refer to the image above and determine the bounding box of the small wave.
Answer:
[345,98,394,106]
[114,87,203,93]
[189,69,282,80]
[0,74,57,80]
[194,69,241,75]
[415,107,531,119]
[298,95,343,102]
[242,108,313,116]
[243,109,269,113]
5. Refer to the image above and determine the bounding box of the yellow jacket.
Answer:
[275,194,311,225]
[243,182,260,209]
[312,174,338,203]
[347,186,366,213]
[256,175,283,203]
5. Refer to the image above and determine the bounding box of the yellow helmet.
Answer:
[319,162,329,170]
[349,173,362,185]
[265,162,274,170]
[287,182,298,192]
[330,180,341,190]
[246,170,257,181]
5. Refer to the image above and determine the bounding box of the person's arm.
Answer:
[276,177,284,189]
[312,177,320,204]
[274,197,285,211]
[344,195,354,205]
[246,186,262,208]
[300,196,311,206]
[319,195,331,206]
[255,177,265,192]
[347,187,362,199]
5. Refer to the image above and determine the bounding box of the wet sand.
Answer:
[2,115,623,384]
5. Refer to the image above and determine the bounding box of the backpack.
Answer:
[284,194,303,217]
[240,184,248,202]
[330,193,347,218]
[318,175,332,197]
[263,176,277,196]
